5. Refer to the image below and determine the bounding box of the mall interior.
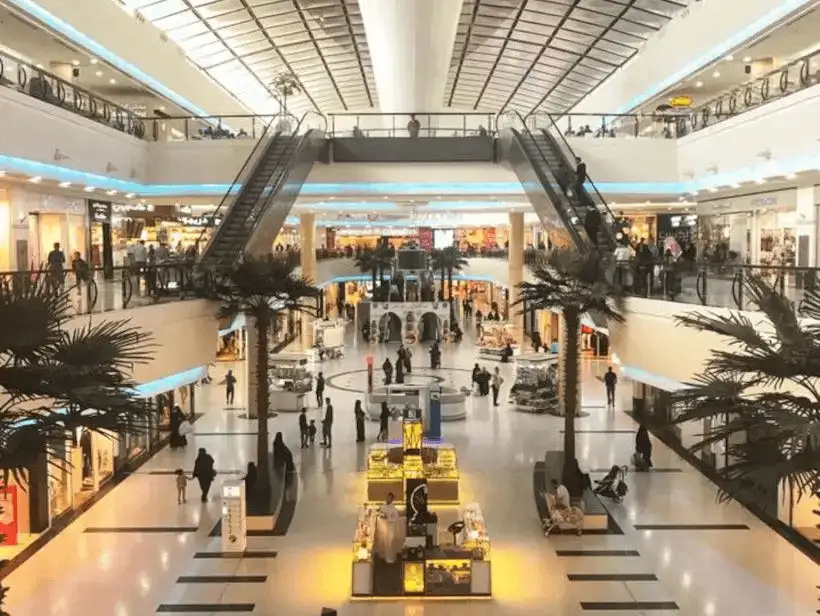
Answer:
[0,0,818,614]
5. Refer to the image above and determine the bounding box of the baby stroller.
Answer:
[593,465,629,503]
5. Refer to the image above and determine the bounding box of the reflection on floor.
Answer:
[2,326,818,616]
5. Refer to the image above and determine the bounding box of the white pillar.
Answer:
[300,214,317,350]
[359,0,462,114]
[508,212,524,340]
[247,319,259,419]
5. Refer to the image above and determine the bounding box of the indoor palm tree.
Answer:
[670,275,820,519]
[354,246,393,299]
[517,246,625,464]
[213,255,318,486]
[0,273,154,482]
[430,246,467,301]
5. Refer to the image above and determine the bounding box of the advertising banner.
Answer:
[0,485,18,546]
[418,227,433,251]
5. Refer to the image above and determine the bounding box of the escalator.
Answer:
[198,112,326,270]
[497,110,616,251]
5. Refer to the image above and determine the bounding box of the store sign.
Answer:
[87,199,112,224]
[418,227,433,251]
[179,215,222,227]
[112,203,154,214]
[484,227,497,249]
[669,95,693,108]
[0,485,19,546]
[751,196,777,207]
[221,481,246,552]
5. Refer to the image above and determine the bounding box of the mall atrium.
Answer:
[0,0,817,614]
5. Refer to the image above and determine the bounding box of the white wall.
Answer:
[7,0,248,117]
[0,85,147,183]
[62,299,218,385]
[678,83,820,185]
[569,139,679,183]
[573,0,815,114]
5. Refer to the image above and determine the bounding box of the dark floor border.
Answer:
[580,601,679,610]
[85,526,199,533]
[157,604,255,613]
[556,549,641,557]
[0,412,205,581]
[633,524,749,531]
[193,551,278,559]
[176,575,267,583]
[625,409,820,566]
[569,573,657,581]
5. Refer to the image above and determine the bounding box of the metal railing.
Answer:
[327,112,497,138]
[0,261,207,316]
[146,113,300,142]
[677,48,820,135]
[527,110,689,139]
[0,48,146,138]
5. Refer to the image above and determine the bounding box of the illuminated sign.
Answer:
[669,95,693,108]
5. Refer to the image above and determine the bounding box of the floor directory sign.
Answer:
[221,481,246,552]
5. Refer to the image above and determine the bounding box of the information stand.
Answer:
[221,480,247,553]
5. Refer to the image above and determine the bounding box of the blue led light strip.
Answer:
[7,0,212,118]
[616,0,812,113]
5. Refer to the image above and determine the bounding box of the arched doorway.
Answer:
[378,312,402,343]
[419,312,442,342]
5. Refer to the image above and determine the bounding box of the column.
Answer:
[300,214,316,350]
[508,211,525,340]
[0,184,11,271]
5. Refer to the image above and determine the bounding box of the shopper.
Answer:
[192,447,216,502]
[47,242,66,289]
[429,342,441,369]
[574,156,587,202]
[404,346,412,374]
[354,400,366,443]
[223,369,237,406]
[308,419,317,446]
[175,468,189,504]
[273,432,295,472]
[243,462,258,492]
[322,397,334,448]
[71,251,90,291]
[635,424,653,470]
[315,372,325,407]
[378,401,390,442]
[491,367,504,407]
[299,407,309,448]
[382,358,393,385]
[395,357,405,384]
[584,207,602,248]
[604,366,617,407]
[471,363,481,394]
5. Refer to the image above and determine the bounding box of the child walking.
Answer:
[175,468,189,504]
[308,419,317,446]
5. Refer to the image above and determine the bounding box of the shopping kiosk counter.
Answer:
[352,503,491,598]
[366,443,459,504]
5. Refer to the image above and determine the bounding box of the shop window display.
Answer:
[759,228,796,267]
[510,355,559,414]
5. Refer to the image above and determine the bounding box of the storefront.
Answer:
[697,189,804,266]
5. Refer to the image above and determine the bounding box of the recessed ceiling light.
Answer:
[125,192,135,198]
[84,186,96,192]
[755,178,766,184]
[712,70,721,78]
[159,105,166,111]
[109,78,116,84]
[0,170,5,177]
[28,176,42,183]
[95,71,103,77]
[784,172,797,179]
[695,81,703,88]
[743,56,752,63]
[707,187,718,193]
[90,58,98,64]
[35,63,43,69]
[58,181,72,188]
[106,189,117,196]
[725,55,734,61]
[71,59,80,66]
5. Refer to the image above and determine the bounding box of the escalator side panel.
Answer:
[498,128,584,247]
[246,129,325,256]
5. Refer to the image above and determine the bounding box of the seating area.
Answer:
[533,452,610,534]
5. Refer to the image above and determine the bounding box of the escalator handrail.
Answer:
[196,121,279,255]
[242,127,325,256]
[200,110,327,261]
[496,109,588,243]
[530,111,616,223]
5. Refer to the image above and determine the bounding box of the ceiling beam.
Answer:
[447,0,482,107]
[339,0,375,108]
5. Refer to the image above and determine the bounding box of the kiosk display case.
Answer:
[366,443,459,504]
[510,354,559,414]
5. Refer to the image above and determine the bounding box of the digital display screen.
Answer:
[397,250,426,271]
[434,229,455,249]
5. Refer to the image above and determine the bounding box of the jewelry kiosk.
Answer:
[352,406,491,598]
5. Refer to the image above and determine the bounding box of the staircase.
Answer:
[199,112,326,270]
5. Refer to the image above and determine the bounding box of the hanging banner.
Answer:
[0,485,19,546]
[418,227,433,251]
[484,227,497,249]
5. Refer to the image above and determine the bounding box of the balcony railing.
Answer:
[526,111,689,139]
[326,112,497,138]
[0,48,146,138]
[681,47,820,134]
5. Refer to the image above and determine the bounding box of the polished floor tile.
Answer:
[2,328,818,616]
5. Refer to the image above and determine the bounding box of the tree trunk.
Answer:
[371,268,377,293]
[439,269,445,300]
[447,268,454,300]
[256,312,271,486]
[561,308,581,463]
